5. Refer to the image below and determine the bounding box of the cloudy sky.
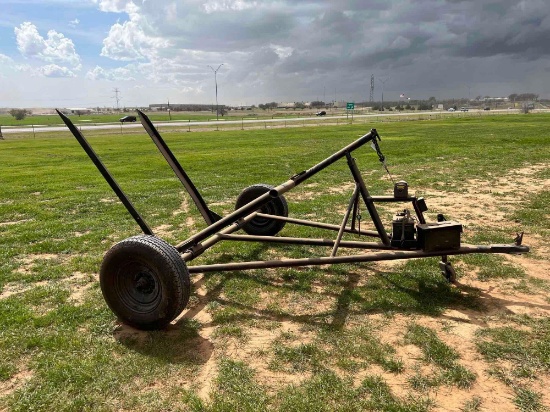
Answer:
[1,0,549,108]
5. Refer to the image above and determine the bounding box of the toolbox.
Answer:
[416,221,462,252]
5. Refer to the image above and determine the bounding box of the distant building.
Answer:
[278,102,296,109]
[66,107,94,114]
[149,103,221,111]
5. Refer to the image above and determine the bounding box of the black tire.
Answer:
[100,235,190,330]
[439,261,457,283]
[235,184,288,236]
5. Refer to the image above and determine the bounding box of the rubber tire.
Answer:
[235,184,288,236]
[439,261,457,284]
[100,235,190,330]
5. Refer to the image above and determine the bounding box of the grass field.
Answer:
[1,114,549,411]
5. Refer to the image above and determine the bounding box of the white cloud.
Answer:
[0,54,15,78]
[13,63,76,78]
[93,0,138,13]
[202,0,258,14]
[14,22,81,69]
[38,64,77,77]
[85,65,136,81]
[68,18,80,28]
[0,53,14,65]
[100,15,170,61]
[270,44,293,59]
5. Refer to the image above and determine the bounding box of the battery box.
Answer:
[416,221,462,252]
[391,210,416,248]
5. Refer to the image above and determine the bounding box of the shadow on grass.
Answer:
[113,319,214,365]
[183,265,490,331]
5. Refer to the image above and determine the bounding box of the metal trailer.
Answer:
[57,110,529,330]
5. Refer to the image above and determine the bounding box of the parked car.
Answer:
[447,108,455,112]
[484,107,490,111]
[460,107,469,112]
[120,115,137,123]
[316,111,326,116]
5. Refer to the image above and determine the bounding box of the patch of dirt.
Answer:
[0,219,33,227]
[0,365,33,398]
[153,224,174,239]
[14,253,66,275]
[65,272,95,304]
[423,163,549,228]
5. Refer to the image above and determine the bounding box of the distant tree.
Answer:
[508,93,518,103]
[310,101,325,108]
[294,102,306,110]
[517,93,538,102]
[9,109,29,120]
[418,103,431,110]
[428,96,436,104]
[405,104,412,110]
[259,102,278,110]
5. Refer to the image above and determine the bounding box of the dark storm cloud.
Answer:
[106,0,550,101]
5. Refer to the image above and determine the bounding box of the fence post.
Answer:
[32,125,36,139]
[0,125,3,140]
[188,119,191,132]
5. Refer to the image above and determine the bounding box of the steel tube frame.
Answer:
[176,129,380,251]
[331,185,360,256]
[187,244,529,273]
[137,109,220,225]
[215,234,391,250]
[255,213,380,237]
[57,110,154,235]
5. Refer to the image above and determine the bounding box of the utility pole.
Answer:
[167,98,171,120]
[378,77,390,105]
[112,88,121,110]
[208,64,224,121]
[370,74,374,103]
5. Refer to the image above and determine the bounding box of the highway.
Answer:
[0,109,523,135]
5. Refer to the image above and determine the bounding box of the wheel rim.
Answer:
[115,261,161,314]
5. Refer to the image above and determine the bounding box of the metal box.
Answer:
[394,180,408,199]
[416,221,462,252]
[391,210,416,248]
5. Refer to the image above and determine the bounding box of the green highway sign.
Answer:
[346,102,355,110]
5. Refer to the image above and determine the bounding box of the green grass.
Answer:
[1,113,549,410]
